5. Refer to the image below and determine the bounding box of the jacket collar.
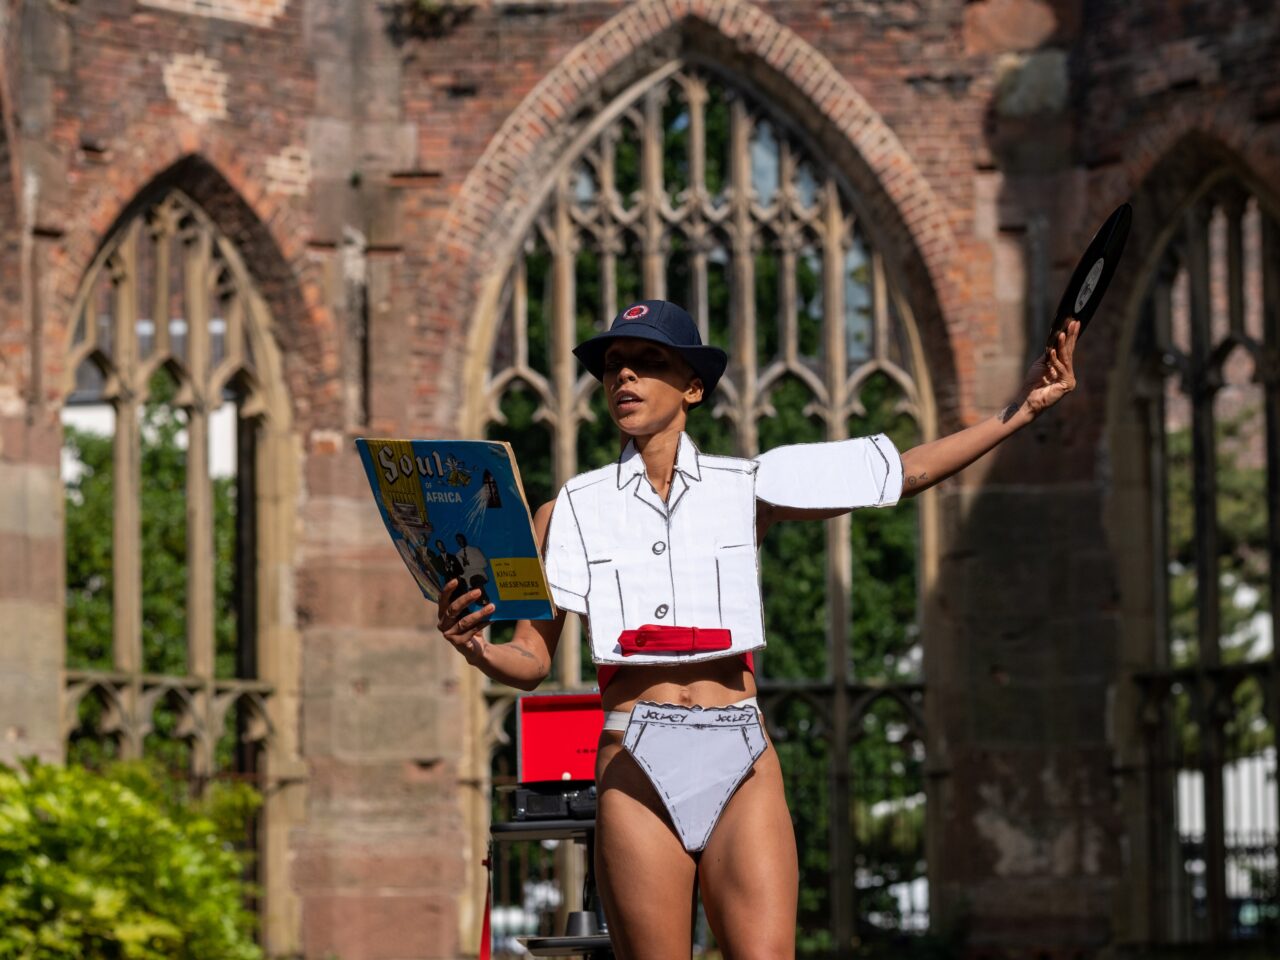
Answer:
[616,432,702,518]
[616,432,703,489]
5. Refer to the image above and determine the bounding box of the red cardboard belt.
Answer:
[618,624,733,656]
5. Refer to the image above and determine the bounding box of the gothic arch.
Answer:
[432,0,961,430]
[444,9,951,944]
[1102,129,1280,944]
[1101,130,1280,665]
[57,156,307,951]
[59,154,304,735]
[1083,95,1280,395]
[47,128,337,427]
[1101,130,1280,458]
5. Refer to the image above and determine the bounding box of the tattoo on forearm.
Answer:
[906,472,927,487]
[511,646,538,662]
[998,402,1020,424]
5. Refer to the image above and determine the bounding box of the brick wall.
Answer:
[0,0,1277,956]
[0,1,465,957]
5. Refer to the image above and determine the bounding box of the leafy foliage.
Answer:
[138,372,191,676]
[0,759,262,960]
[65,374,242,681]
[63,424,115,673]
[56,372,262,952]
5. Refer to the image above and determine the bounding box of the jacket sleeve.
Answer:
[542,486,590,613]
[754,434,903,510]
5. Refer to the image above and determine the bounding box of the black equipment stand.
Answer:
[489,818,614,958]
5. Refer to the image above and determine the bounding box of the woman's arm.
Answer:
[437,501,565,691]
[899,319,1080,497]
[758,320,1081,534]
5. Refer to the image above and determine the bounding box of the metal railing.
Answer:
[1136,661,1279,946]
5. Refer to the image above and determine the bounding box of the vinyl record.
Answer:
[1047,203,1132,347]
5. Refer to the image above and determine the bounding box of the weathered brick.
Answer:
[162,52,230,126]
[2,0,1278,956]
[303,893,457,960]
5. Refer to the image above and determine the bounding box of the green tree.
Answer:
[64,373,243,769]
[0,759,262,960]
[63,425,115,674]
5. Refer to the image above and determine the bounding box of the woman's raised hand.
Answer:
[436,579,495,662]
[1020,318,1080,417]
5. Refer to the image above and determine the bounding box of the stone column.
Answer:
[0,410,66,766]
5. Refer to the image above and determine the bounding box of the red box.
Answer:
[516,693,604,784]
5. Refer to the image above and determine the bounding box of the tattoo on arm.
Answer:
[511,645,538,662]
[998,402,1020,424]
[906,472,927,488]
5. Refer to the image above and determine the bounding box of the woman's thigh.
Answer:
[594,735,698,960]
[697,741,798,959]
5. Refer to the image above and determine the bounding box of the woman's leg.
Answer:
[697,740,799,959]
[594,733,699,960]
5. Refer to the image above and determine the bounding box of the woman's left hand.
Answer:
[1020,318,1080,417]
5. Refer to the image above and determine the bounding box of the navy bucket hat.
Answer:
[572,300,729,406]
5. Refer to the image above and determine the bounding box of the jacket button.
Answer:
[654,604,669,618]
[652,541,666,555]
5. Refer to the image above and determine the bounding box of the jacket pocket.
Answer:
[713,544,759,627]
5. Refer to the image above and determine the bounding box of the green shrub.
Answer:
[0,759,263,960]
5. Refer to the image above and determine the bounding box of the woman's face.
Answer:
[603,339,703,437]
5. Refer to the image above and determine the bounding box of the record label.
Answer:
[1074,258,1105,314]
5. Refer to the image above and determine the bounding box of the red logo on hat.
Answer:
[622,304,649,320]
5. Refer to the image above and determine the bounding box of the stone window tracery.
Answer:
[60,189,279,857]
[1132,182,1279,944]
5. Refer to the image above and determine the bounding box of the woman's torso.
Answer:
[595,501,768,714]
[597,654,758,714]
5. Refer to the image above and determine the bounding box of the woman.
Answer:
[438,299,1080,959]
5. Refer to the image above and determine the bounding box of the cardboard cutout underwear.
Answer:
[620,700,767,852]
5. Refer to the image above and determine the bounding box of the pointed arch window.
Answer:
[1131,182,1279,944]
[476,64,935,950]
[61,190,281,884]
